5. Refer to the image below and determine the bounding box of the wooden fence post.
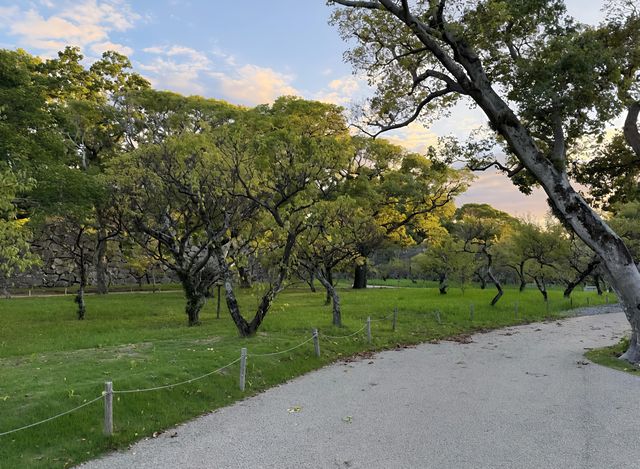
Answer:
[435,310,441,325]
[313,329,320,357]
[104,381,113,436]
[392,307,398,331]
[239,348,247,391]
[366,317,371,344]
[470,303,474,322]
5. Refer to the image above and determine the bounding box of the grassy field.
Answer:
[0,283,613,468]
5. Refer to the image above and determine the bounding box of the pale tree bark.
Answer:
[333,0,640,362]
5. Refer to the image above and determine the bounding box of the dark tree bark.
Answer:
[353,263,368,289]
[475,269,487,289]
[217,232,297,337]
[324,268,334,305]
[563,258,600,298]
[594,274,603,295]
[177,273,208,326]
[533,276,548,302]
[438,272,448,294]
[485,249,503,306]
[75,263,87,320]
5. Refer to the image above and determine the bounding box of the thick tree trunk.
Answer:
[438,272,448,294]
[563,258,600,298]
[95,232,109,295]
[307,271,317,293]
[353,263,367,289]
[178,274,205,326]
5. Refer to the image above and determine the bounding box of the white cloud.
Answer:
[314,75,363,106]
[385,122,440,154]
[90,41,133,56]
[0,1,138,57]
[212,64,300,106]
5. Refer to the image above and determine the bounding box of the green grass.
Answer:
[585,338,640,376]
[0,284,613,468]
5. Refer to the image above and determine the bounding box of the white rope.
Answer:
[114,357,241,394]
[321,322,368,339]
[0,394,103,437]
[249,335,315,357]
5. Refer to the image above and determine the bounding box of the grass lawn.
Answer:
[585,337,640,376]
[0,283,612,468]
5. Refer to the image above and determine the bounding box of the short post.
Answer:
[605,293,609,304]
[239,347,247,392]
[216,285,221,319]
[469,303,474,322]
[392,307,398,331]
[104,381,113,436]
[28,289,32,297]
[64,287,68,295]
[587,297,590,307]
[435,310,441,325]
[366,317,371,344]
[514,301,519,319]
[313,329,320,357]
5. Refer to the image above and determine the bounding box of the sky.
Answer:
[0,0,609,219]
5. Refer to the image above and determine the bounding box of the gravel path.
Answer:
[80,308,640,469]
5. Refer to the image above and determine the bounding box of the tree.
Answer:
[412,234,474,294]
[0,168,40,297]
[452,204,514,305]
[213,97,351,336]
[109,131,244,326]
[330,0,640,362]
[340,137,469,288]
[43,47,150,294]
[296,196,384,326]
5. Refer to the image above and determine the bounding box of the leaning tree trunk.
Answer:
[438,272,448,294]
[475,269,487,289]
[563,258,600,298]
[533,276,548,302]
[317,269,341,327]
[324,268,334,305]
[353,263,368,289]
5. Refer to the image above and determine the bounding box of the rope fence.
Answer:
[0,308,418,438]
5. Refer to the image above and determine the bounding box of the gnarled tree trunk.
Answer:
[563,258,600,298]
[353,263,367,289]
[317,268,342,327]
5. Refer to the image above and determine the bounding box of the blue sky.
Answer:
[0,0,607,219]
